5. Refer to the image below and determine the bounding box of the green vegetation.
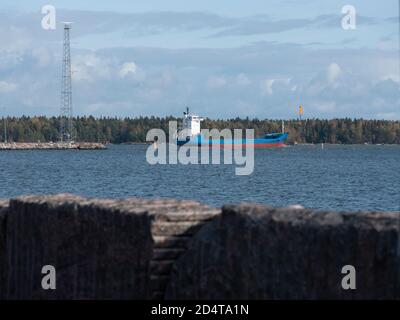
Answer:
[1,116,399,144]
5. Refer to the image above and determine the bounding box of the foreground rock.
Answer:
[165,204,400,300]
[0,194,218,299]
[0,200,8,300]
[1,196,400,300]
[0,142,106,150]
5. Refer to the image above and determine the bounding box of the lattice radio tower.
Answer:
[60,22,74,142]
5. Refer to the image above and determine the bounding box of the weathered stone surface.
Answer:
[146,201,219,299]
[0,200,8,300]
[4,195,399,300]
[153,236,192,249]
[2,194,218,300]
[165,204,400,300]
[5,194,154,299]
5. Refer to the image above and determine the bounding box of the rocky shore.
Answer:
[0,142,106,150]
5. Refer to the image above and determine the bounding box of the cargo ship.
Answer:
[177,108,288,147]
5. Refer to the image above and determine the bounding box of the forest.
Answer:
[1,116,399,144]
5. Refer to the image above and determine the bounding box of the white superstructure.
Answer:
[177,108,203,141]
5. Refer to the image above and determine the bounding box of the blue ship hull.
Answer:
[177,132,288,147]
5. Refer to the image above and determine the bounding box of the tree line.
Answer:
[1,116,399,144]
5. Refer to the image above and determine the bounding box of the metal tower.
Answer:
[2,107,7,143]
[60,22,73,142]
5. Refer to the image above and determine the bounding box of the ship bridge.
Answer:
[178,108,203,140]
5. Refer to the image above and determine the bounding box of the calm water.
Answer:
[0,144,399,211]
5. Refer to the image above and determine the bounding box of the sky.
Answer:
[0,0,399,119]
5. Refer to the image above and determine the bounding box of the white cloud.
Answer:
[0,81,17,93]
[262,79,275,95]
[119,62,137,78]
[327,63,341,84]
[261,78,290,95]
[72,54,112,82]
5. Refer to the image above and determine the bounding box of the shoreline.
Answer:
[0,142,398,150]
[0,142,106,150]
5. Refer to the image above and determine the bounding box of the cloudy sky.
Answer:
[0,0,399,119]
